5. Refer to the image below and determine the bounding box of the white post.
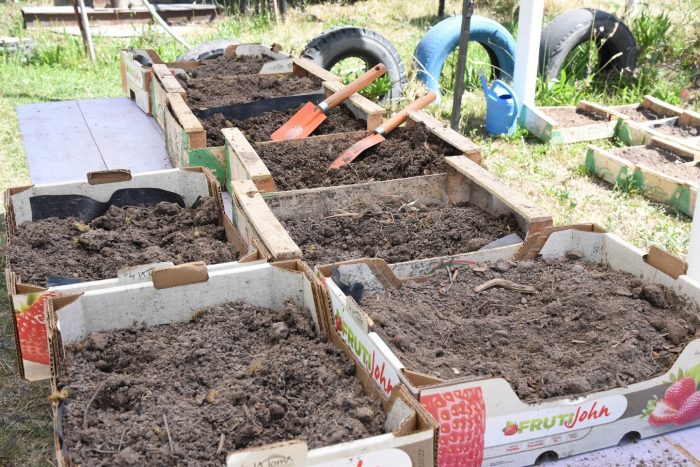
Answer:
[512,0,545,110]
[688,200,700,280]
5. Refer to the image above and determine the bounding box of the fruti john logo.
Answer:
[502,401,614,436]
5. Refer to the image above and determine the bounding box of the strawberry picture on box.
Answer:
[14,291,57,365]
[642,364,700,426]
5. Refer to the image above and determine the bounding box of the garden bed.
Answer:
[586,138,700,217]
[231,156,551,261]
[60,301,385,464]
[617,110,700,149]
[224,110,481,194]
[522,102,618,144]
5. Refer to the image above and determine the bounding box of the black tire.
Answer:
[539,8,637,80]
[176,39,239,62]
[302,27,406,102]
[131,49,154,67]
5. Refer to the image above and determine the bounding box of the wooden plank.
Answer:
[643,95,685,118]
[407,110,481,163]
[152,63,186,94]
[322,80,385,130]
[522,103,555,142]
[222,128,276,193]
[231,180,301,260]
[17,100,107,183]
[444,155,553,233]
[679,110,700,128]
[651,136,700,160]
[577,100,625,120]
[121,49,151,114]
[292,57,341,83]
[151,63,186,130]
[167,93,205,146]
[76,98,171,172]
[557,120,617,144]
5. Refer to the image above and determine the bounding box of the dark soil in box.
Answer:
[61,301,385,465]
[653,121,700,139]
[255,125,462,190]
[612,146,700,183]
[186,54,274,78]
[283,198,520,266]
[617,104,665,121]
[7,198,237,287]
[361,256,699,402]
[544,107,608,127]
[179,73,322,109]
[200,106,366,146]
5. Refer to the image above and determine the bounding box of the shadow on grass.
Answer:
[0,216,54,467]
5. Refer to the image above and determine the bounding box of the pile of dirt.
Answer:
[60,301,386,464]
[186,55,274,78]
[617,104,665,121]
[179,73,321,109]
[282,198,520,265]
[544,107,608,127]
[654,122,700,139]
[200,106,366,146]
[255,125,462,190]
[360,255,699,402]
[7,198,237,286]
[612,146,700,183]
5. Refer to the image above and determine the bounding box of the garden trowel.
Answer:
[271,63,387,141]
[328,91,436,169]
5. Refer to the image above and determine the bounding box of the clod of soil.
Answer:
[200,106,366,146]
[61,301,386,465]
[7,198,237,287]
[544,107,608,127]
[653,121,700,139]
[179,73,322,109]
[616,104,665,121]
[282,198,520,265]
[361,256,699,402]
[611,146,700,184]
[185,55,274,78]
[255,125,462,190]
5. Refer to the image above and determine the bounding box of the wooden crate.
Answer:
[120,49,163,114]
[521,102,618,144]
[230,155,551,260]
[616,110,700,150]
[585,136,700,216]
[223,109,481,195]
[165,79,386,188]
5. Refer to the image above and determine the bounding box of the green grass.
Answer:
[0,0,699,463]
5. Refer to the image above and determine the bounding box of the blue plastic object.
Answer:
[413,15,517,100]
[480,74,519,136]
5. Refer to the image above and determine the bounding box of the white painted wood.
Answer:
[513,0,544,110]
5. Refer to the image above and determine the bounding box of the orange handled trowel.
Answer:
[271,64,387,141]
[328,91,437,170]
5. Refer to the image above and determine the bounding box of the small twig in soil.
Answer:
[217,433,226,455]
[571,339,588,344]
[163,414,174,453]
[88,447,116,454]
[474,278,537,294]
[82,381,106,430]
[323,211,362,219]
[117,426,128,453]
[476,300,491,312]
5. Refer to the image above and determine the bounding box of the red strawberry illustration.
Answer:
[335,314,343,333]
[641,396,678,426]
[502,421,518,436]
[673,392,700,425]
[664,378,698,409]
[15,292,57,365]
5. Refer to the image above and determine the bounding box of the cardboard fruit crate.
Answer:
[585,137,700,217]
[230,155,551,261]
[4,167,263,380]
[615,110,700,150]
[149,43,306,131]
[164,79,385,188]
[521,101,619,144]
[223,109,482,195]
[315,224,700,466]
[46,261,436,466]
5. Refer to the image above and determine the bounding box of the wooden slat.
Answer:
[231,180,301,260]
[152,63,186,95]
[223,128,276,193]
[151,64,187,130]
[407,110,481,163]
[292,57,341,83]
[167,93,205,147]
[322,80,385,130]
[643,95,685,118]
[444,156,553,232]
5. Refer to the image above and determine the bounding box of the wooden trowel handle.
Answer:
[321,64,387,111]
[377,92,437,135]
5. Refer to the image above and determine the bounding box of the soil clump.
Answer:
[653,122,700,139]
[255,125,462,190]
[360,256,699,402]
[282,198,520,265]
[60,301,386,465]
[7,198,237,286]
[185,55,274,78]
[612,146,700,183]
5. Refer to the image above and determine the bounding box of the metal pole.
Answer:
[438,0,445,19]
[142,0,192,50]
[76,0,95,62]
[449,0,473,131]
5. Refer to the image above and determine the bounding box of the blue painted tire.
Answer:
[413,15,516,99]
